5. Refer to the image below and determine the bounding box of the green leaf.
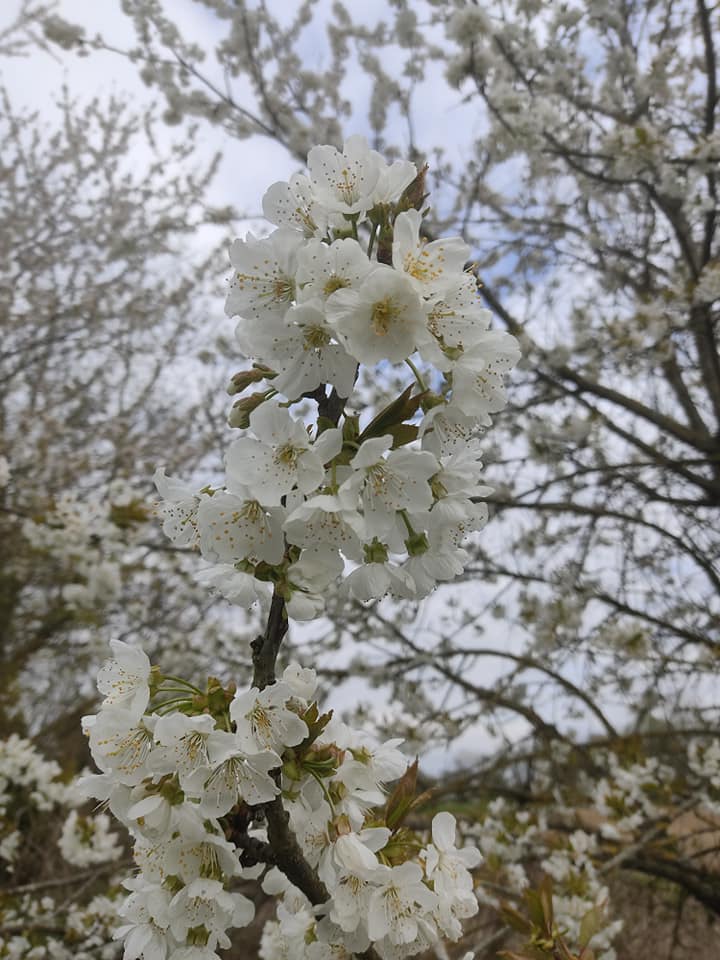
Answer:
[500,902,533,935]
[358,386,427,442]
[578,904,605,949]
[384,757,419,830]
[387,423,419,448]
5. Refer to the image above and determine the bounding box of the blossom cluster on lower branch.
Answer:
[0,735,125,960]
[81,641,482,960]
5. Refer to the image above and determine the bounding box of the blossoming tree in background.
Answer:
[3,0,720,958]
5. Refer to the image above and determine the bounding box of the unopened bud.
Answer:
[228,390,273,428]
[398,162,429,212]
[226,364,275,396]
[376,222,394,265]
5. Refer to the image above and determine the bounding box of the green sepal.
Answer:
[363,538,389,564]
[405,531,429,556]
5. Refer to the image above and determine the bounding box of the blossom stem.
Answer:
[161,675,204,695]
[153,697,193,713]
[399,509,415,536]
[310,768,336,815]
[367,222,379,259]
[405,357,427,390]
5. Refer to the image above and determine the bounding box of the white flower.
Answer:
[235,299,357,401]
[406,497,487,596]
[423,275,493,350]
[197,492,286,566]
[225,403,342,507]
[370,157,418,205]
[290,543,345,589]
[307,135,382,215]
[423,810,481,898]
[169,948,222,960]
[334,827,390,876]
[342,436,438,539]
[450,331,521,420]
[326,266,426,366]
[225,227,304,322]
[0,829,20,865]
[185,736,280,816]
[330,870,377,934]
[392,209,470,298]
[96,640,151,720]
[152,714,220,785]
[284,491,366,561]
[168,878,254,947]
[84,709,155,786]
[287,545,345,619]
[334,735,407,807]
[262,172,328,237]
[195,562,272,610]
[153,467,200,548]
[342,559,415,603]
[419,405,483,458]
[281,663,317,701]
[366,862,437,945]
[150,827,240,885]
[230,682,308,754]
[115,878,172,960]
[124,791,176,839]
[296,238,372,303]
[291,803,333,873]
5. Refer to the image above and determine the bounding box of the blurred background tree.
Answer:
[1,1,718,958]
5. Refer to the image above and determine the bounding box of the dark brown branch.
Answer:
[624,853,720,917]
[251,591,289,690]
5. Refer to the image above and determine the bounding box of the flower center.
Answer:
[333,167,359,205]
[404,245,444,284]
[303,325,331,350]
[371,296,402,336]
[275,443,301,468]
[239,500,263,523]
[323,274,351,296]
[182,731,208,765]
[250,702,273,745]
[271,275,295,302]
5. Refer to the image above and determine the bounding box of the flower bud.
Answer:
[398,162,429,213]
[226,364,276,396]
[227,390,273,428]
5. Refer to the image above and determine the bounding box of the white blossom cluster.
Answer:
[468,799,621,960]
[59,810,123,868]
[541,831,622,959]
[0,893,121,960]
[688,739,720,815]
[154,134,520,618]
[590,755,673,837]
[0,736,125,960]
[21,482,148,612]
[0,735,73,870]
[83,640,482,960]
